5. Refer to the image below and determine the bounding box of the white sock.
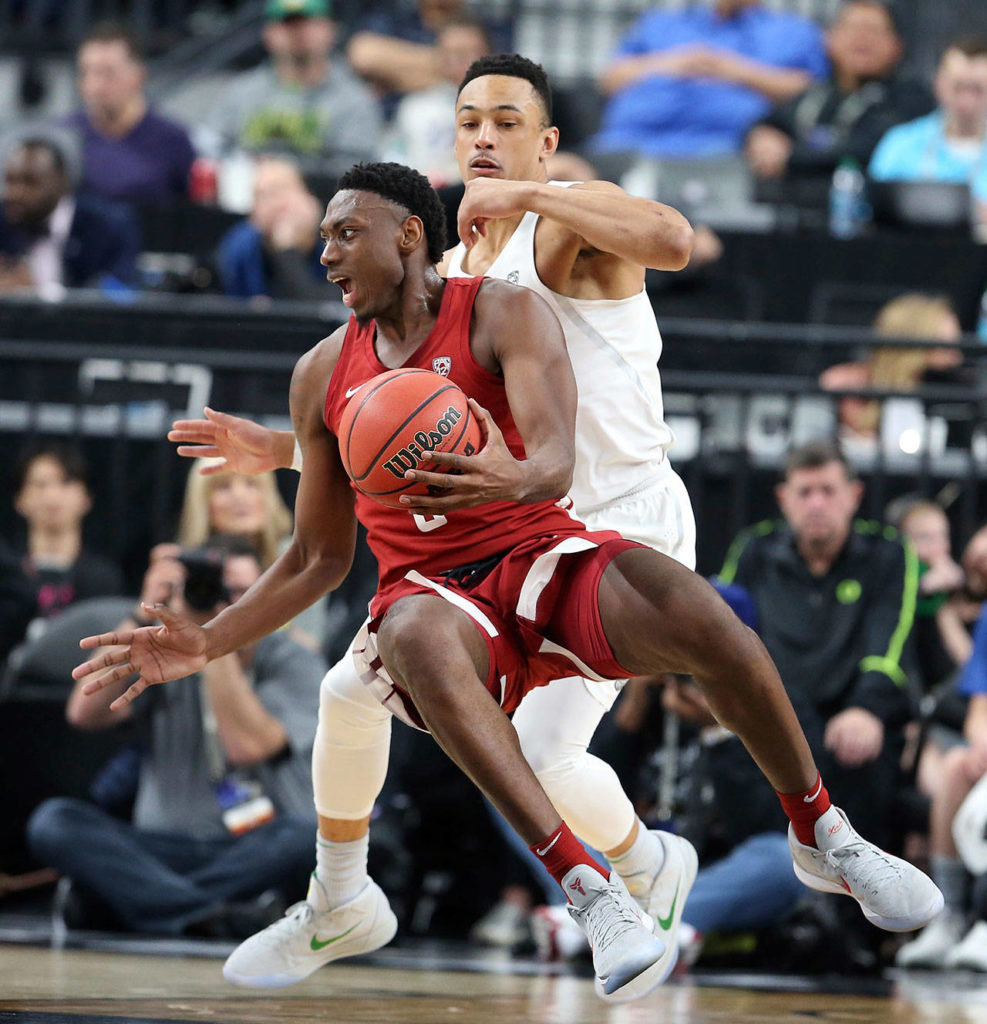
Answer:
[310,831,369,911]
[608,820,665,896]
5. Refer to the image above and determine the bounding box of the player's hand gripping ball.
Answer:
[338,368,481,508]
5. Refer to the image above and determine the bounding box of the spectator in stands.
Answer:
[896,545,987,970]
[66,23,196,206]
[718,440,917,853]
[382,17,491,187]
[27,535,325,938]
[0,441,123,673]
[206,0,381,179]
[216,157,326,300]
[177,457,327,652]
[819,292,964,447]
[347,0,510,107]
[0,136,139,294]
[869,37,987,226]
[589,0,827,160]
[745,0,934,198]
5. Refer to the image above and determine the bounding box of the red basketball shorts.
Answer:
[352,531,646,731]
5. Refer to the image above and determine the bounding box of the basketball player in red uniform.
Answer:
[76,163,941,1002]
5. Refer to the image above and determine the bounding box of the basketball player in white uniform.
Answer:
[188,56,701,987]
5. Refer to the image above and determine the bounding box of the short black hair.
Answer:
[944,35,987,61]
[336,162,447,265]
[458,53,553,126]
[783,440,858,482]
[13,440,90,494]
[14,137,68,177]
[81,21,144,63]
[834,1,901,36]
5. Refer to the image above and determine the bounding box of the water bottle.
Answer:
[829,157,868,239]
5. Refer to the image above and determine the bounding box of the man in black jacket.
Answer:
[745,0,934,204]
[0,136,139,294]
[719,440,918,849]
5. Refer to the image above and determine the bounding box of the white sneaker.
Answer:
[788,806,944,932]
[562,865,666,1003]
[222,876,397,988]
[620,831,698,985]
[896,910,965,968]
[469,899,532,948]
[945,921,987,971]
[531,903,590,962]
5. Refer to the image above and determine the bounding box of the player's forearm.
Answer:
[527,183,694,270]
[202,543,347,661]
[203,654,287,766]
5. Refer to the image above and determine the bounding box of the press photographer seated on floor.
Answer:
[26,534,326,938]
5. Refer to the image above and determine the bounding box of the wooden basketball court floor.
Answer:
[4,938,987,1024]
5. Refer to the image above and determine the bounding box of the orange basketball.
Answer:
[338,368,482,508]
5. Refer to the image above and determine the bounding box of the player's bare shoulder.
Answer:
[290,323,347,435]
[472,278,566,366]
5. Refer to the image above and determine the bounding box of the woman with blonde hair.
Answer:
[820,293,964,441]
[176,458,328,650]
[178,458,293,569]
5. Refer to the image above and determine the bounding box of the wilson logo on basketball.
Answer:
[380,406,476,479]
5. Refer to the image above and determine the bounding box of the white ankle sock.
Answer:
[608,820,665,895]
[311,832,369,911]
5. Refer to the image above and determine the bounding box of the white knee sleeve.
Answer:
[312,654,393,821]
[513,680,635,852]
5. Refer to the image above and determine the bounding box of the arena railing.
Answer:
[0,297,982,581]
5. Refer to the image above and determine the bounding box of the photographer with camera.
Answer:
[26,535,326,937]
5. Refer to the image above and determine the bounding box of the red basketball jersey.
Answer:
[325,276,585,593]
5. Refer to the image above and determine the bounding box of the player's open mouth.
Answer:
[331,276,355,306]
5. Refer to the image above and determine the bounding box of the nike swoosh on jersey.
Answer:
[656,878,681,931]
[345,385,362,398]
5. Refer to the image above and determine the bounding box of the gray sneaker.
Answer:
[222,876,397,988]
[789,806,943,932]
[562,865,666,1003]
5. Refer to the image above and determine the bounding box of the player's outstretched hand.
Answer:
[73,604,209,711]
[457,178,530,249]
[168,407,292,475]
[400,398,524,513]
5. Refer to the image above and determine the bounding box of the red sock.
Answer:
[529,822,610,897]
[777,771,831,847]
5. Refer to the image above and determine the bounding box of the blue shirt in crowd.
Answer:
[959,606,987,697]
[869,111,987,202]
[592,4,827,158]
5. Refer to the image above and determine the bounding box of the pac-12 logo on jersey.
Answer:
[432,356,451,376]
[507,270,520,284]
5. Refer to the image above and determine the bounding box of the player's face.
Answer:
[455,75,558,184]
[320,191,408,323]
[776,461,862,549]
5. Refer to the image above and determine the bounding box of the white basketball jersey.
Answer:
[446,182,674,514]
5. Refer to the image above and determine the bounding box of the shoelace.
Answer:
[580,884,647,952]
[825,841,902,895]
[268,900,314,938]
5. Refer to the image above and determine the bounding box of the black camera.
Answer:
[177,548,231,612]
